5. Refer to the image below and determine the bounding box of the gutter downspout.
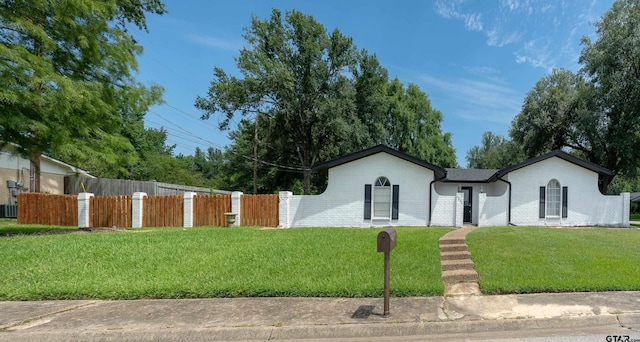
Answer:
[429,176,447,226]
[497,177,513,225]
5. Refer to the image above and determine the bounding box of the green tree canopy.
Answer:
[196,9,456,194]
[466,131,524,169]
[506,0,640,192]
[0,0,166,190]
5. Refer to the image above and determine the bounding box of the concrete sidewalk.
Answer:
[1,291,639,341]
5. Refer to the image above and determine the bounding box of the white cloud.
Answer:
[186,34,243,52]
[416,72,522,124]
[434,0,607,71]
[434,0,483,32]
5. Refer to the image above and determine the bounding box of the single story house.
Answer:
[278,145,630,228]
[0,144,93,206]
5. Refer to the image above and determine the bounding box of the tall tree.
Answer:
[196,9,368,194]
[381,79,457,167]
[578,0,640,191]
[510,0,640,192]
[0,0,165,190]
[510,69,587,157]
[197,9,457,193]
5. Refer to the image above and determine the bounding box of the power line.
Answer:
[146,109,305,172]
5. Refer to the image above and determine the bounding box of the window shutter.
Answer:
[539,186,546,218]
[364,184,372,219]
[562,186,568,218]
[392,185,399,220]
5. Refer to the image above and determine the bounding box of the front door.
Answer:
[462,187,472,223]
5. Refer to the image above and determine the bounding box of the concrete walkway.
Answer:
[1,292,639,341]
[439,226,481,296]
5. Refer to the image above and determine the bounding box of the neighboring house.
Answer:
[0,144,93,205]
[278,145,630,228]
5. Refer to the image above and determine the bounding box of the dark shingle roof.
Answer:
[312,144,447,179]
[444,168,498,182]
[495,150,613,178]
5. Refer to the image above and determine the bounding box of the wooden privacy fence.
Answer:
[17,193,78,226]
[143,195,184,227]
[193,194,231,227]
[241,194,279,227]
[17,192,280,228]
[90,196,132,228]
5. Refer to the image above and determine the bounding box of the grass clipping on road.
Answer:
[0,227,451,300]
[468,227,640,294]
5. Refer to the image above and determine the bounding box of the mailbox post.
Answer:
[377,227,396,317]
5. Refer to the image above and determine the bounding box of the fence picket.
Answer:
[240,194,278,227]
[17,193,78,226]
[192,194,231,227]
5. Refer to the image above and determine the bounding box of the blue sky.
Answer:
[134,0,614,167]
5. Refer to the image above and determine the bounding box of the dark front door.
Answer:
[462,187,472,223]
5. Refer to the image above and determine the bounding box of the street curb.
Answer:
[1,313,634,341]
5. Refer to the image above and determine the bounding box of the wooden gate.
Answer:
[90,195,132,228]
[143,195,184,227]
[193,194,231,227]
[241,194,279,227]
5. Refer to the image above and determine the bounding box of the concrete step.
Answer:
[440,259,475,271]
[440,251,471,261]
[438,238,466,245]
[439,244,468,252]
[442,269,479,283]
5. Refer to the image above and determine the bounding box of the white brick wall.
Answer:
[284,152,435,227]
[279,153,630,228]
[430,183,456,226]
[507,157,628,227]
[477,192,509,227]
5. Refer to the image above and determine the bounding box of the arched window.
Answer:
[374,177,391,218]
[546,179,561,217]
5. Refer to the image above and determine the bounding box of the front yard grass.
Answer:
[0,218,77,236]
[0,226,451,300]
[467,227,640,294]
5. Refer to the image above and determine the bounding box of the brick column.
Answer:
[477,192,487,227]
[622,192,630,226]
[279,191,292,228]
[132,192,147,228]
[455,191,464,228]
[231,192,243,227]
[183,192,197,228]
[77,192,94,228]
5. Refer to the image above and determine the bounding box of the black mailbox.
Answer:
[377,227,396,253]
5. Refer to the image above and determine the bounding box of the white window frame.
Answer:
[546,179,561,217]
[373,176,391,219]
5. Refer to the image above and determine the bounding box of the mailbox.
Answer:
[377,227,396,253]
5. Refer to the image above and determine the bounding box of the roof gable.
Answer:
[312,145,447,178]
[495,150,612,179]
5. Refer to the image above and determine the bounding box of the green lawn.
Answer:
[630,213,640,221]
[0,218,78,236]
[467,227,640,294]
[0,226,451,300]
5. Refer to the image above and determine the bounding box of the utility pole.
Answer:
[253,114,258,195]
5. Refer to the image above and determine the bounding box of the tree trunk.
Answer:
[599,174,613,195]
[303,167,311,195]
[30,151,41,193]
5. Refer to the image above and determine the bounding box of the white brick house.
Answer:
[278,145,630,228]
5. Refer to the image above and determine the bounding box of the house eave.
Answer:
[312,145,447,179]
